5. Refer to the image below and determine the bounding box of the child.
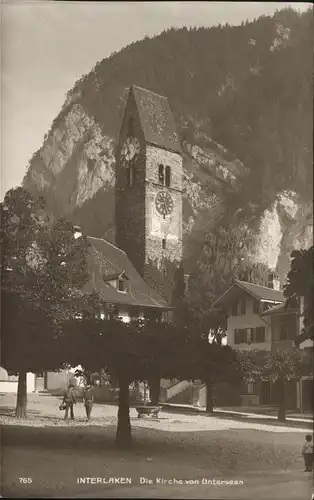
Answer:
[302,434,313,472]
[84,384,94,421]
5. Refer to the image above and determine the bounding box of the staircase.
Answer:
[166,380,193,402]
[161,378,206,405]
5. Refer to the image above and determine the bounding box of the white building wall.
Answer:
[226,295,273,350]
[0,372,35,393]
[46,371,72,391]
[46,365,84,392]
[27,373,35,392]
[117,307,145,322]
[117,307,131,323]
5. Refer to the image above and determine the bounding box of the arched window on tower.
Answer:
[158,164,164,185]
[165,166,171,187]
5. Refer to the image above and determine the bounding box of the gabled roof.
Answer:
[235,280,284,302]
[82,237,169,310]
[131,85,182,154]
[261,302,299,317]
[212,279,284,309]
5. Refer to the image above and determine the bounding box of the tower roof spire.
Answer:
[128,85,182,154]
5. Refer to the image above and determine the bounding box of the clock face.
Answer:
[120,137,140,163]
[155,191,174,217]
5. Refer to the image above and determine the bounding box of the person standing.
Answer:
[84,384,94,421]
[63,380,77,420]
[302,434,313,472]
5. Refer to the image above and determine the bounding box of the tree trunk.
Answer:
[16,371,27,418]
[277,377,286,422]
[115,376,132,448]
[149,376,161,405]
[205,378,214,414]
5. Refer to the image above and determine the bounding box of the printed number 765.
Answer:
[19,478,32,484]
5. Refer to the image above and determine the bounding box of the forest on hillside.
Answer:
[49,6,313,207]
[21,7,313,304]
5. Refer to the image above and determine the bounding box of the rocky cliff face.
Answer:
[23,97,313,283]
[255,191,313,282]
[23,100,250,260]
[24,104,115,218]
[23,9,313,283]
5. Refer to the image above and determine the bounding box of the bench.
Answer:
[135,405,160,419]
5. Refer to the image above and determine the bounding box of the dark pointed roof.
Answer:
[130,85,182,154]
[82,236,169,309]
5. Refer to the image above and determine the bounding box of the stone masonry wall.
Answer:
[144,145,183,303]
[115,94,183,304]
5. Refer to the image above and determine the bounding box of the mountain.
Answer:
[23,7,313,281]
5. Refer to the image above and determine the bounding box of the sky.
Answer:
[1,1,311,198]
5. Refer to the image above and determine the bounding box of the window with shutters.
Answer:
[240,298,246,315]
[254,326,266,343]
[235,328,246,344]
[118,279,126,292]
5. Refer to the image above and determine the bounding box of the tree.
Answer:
[187,219,272,334]
[238,348,312,421]
[1,291,63,417]
[0,188,90,417]
[62,313,143,448]
[185,216,273,411]
[139,314,241,415]
[180,334,241,413]
[147,262,186,405]
[284,247,314,346]
[62,310,240,446]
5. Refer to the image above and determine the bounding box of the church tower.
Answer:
[115,85,183,304]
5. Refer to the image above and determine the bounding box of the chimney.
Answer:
[267,272,281,291]
[73,226,82,239]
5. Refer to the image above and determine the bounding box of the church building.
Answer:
[115,84,183,304]
[37,85,185,395]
